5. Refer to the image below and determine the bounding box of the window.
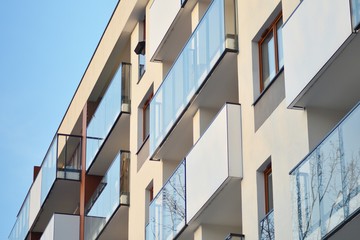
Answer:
[134,17,146,80]
[264,164,273,213]
[259,14,283,92]
[142,93,152,141]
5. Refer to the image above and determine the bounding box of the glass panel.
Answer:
[352,0,360,29]
[41,137,57,204]
[291,103,360,239]
[9,196,30,240]
[291,153,321,240]
[341,106,360,216]
[85,151,130,240]
[56,135,82,180]
[276,19,284,69]
[86,63,131,170]
[139,54,146,79]
[261,31,275,90]
[147,161,186,240]
[260,209,275,240]
[150,0,237,156]
[318,130,344,235]
[267,172,273,212]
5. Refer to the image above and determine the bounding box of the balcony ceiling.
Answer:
[98,206,129,240]
[178,178,242,240]
[32,180,80,233]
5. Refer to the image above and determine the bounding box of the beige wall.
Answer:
[49,0,340,239]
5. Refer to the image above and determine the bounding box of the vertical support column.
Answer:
[80,103,87,240]
[192,108,215,144]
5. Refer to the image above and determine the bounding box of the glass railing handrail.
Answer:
[291,101,360,239]
[147,160,186,240]
[148,159,186,207]
[86,63,131,170]
[259,209,275,240]
[9,195,30,240]
[150,0,237,156]
[290,101,360,174]
[85,151,130,240]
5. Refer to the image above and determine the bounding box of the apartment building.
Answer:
[9,0,360,239]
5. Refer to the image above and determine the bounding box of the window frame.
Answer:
[258,13,283,92]
[264,164,273,214]
[142,93,153,142]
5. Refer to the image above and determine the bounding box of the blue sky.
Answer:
[0,0,118,238]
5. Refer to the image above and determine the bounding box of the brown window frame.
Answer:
[258,13,283,92]
[264,164,273,214]
[142,93,153,141]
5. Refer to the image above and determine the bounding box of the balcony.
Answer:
[86,63,131,176]
[85,151,130,240]
[9,195,30,240]
[147,103,243,239]
[149,0,238,161]
[290,102,360,239]
[40,214,79,240]
[260,210,274,240]
[283,0,360,110]
[31,134,82,233]
[9,134,82,239]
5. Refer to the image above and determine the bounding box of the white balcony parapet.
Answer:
[283,0,356,108]
[149,0,182,60]
[40,214,79,240]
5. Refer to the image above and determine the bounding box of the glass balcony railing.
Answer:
[291,102,360,239]
[9,195,30,240]
[86,63,131,170]
[352,0,360,29]
[85,151,130,240]
[41,134,82,204]
[149,0,237,157]
[146,160,186,240]
[260,210,275,240]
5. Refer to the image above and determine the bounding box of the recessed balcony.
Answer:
[86,63,131,176]
[85,151,130,240]
[290,102,360,239]
[149,0,238,161]
[146,103,243,240]
[283,0,360,111]
[40,214,79,240]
